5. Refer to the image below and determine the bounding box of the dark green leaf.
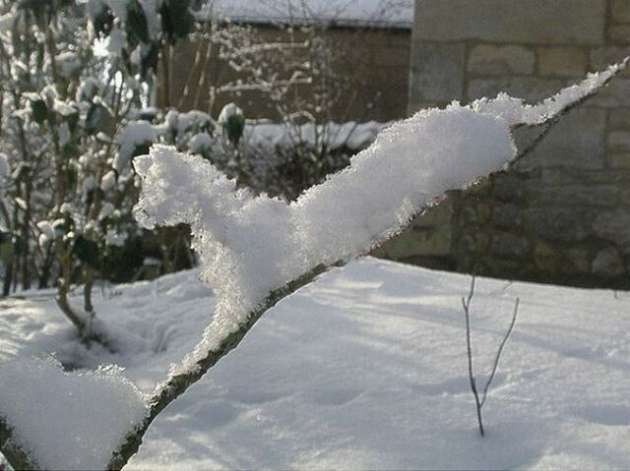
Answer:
[30,99,48,124]
[140,42,160,77]
[85,103,114,136]
[160,0,194,44]
[73,235,100,268]
[225,114,245,146]
[91,3,114,37]
[126,0,150,45]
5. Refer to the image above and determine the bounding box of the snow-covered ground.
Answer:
[1,257,630,469]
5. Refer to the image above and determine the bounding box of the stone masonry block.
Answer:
[377,224,452,259]
[524,207,593,242]
[592,247,625,277]
[609,25,630,45]
[537,46,587,77]
[468,45,535,75]
[612,0,630,23]
[589,47,630,76]
[491,232,530,258]
[492,203,522,228]
[608,152,630,168]
[528,185,619,208]
[589,78,630,107]
[609,109,630,129]
[514,107,606,171]
[413,0,606,45]
[608,130,630,152]
[594,210,630,247]
[409,42,466,102]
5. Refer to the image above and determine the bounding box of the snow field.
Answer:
[2,258,629,469]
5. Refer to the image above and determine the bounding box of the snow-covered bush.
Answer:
[0,0,391,323]
[0,0,199,342]
[1,61,623,470]
[0,0,371,317]
[129,105,383,201]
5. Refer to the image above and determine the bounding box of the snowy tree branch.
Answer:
[0,417,35,470]
[107,263,330,469]
[1,61,627,471]
[109,60,630,470]
[509,59,627,167]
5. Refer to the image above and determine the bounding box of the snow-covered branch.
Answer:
[109,62,627,469]
[0,61,627,471]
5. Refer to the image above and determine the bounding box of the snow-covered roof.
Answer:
[198,0,415,30]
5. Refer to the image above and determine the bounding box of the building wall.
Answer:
[160,25,411,122]
[377,0,630,288]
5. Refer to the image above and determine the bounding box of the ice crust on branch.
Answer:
[0,358,147,470]
[134,105,516,373]
[470,61,626,126]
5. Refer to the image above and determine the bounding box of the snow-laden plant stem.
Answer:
[108,63,628,470]
[107,263,332,469]
[1,59,627,471]
[109,60,624,465]
[462,276,520,437]
[0,416,31,470]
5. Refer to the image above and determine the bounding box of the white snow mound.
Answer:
[0,358,147,470]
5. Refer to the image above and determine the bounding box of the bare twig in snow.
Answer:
[462,275,520,436]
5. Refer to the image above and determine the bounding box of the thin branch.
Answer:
[107,263,330,470]
[0,417,36,470]
[480,297,520,408]
[462,275,484,436]
[509,59,627,168]
[462,275,520,437]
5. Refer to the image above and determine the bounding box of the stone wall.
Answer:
[377,0,630,288]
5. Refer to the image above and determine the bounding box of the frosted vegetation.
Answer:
[1,61,625,470]
[0,0,626,466]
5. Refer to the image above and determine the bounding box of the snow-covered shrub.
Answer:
[0,0,197,341]
[135,106,384,201]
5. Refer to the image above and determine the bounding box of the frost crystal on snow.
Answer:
[0,357,147,470]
